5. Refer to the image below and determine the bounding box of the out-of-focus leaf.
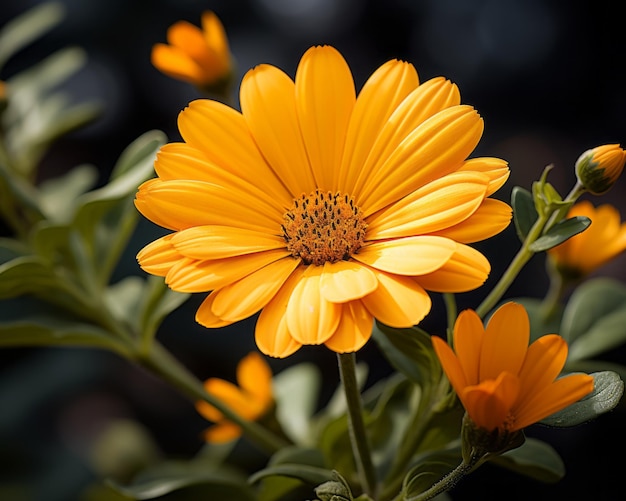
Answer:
[72,130,165,286]
[373,323,441,387]
[0,2,65,70]
[0,298,131,355]
[491,437,564,483]
[273,363,322,445]
[511,186,537,242]
[528,216,590,252]
[38,164,99,222]
[249,464,334,487]
[0,237,29,264]
[105,276,146,325]
[108,460,255,500]
[0,256,58,298]
[137,275,190,341]
[0,161,44,220]
[540,371,624,427]
[560,278,626,360]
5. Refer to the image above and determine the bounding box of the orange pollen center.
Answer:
[281,189,367,266]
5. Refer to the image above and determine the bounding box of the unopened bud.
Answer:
[575,144,626,195]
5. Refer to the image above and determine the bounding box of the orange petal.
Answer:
[462,372,520,431]
[151,44,203,83]
[255,268,305,358]
[319,260,378,303]
[136,234,182,276]
[240,64,315,195]
[324,301,374,353]
[512,374,594,431]
[201,422,242,443]
[202,378,256,419]
[195,291,233,328]
[361,269,431,327]
[286,266,342,345]
[295,46,355,190]
[354,236,455,275]
[237,352,273,405]
[458,157,510,196]
[432,336,467,397]
[453,309,485,386]
[413,243,490,292]
[480,303,529,381]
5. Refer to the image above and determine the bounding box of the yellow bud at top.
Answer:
[575,144,626,195]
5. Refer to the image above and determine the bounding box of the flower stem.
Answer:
[139,340,289,454]
[402,460,473,501]
[337,352,377,498]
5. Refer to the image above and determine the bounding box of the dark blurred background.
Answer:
[0,0,625,500]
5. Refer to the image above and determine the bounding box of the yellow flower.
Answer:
[195,352,273,443]
[575,144,626,195]
[135,45,512,357]
[151,11,232,91]
[547,200,626,279]
[432,302,594,432]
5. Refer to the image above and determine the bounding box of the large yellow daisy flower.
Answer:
[135,45,511,357]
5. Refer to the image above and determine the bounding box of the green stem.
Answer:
[443,293,457,346]
[402,460,473,501]
[337,352,377,498]
[476,210,549,319]
[139,341,289,454]
[540,260,566,323]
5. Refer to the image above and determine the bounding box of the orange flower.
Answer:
[575,144,626,195]
[547,201,626,279]
[195,352,273,443]
[136,45,511,357]
[432,302,594,432]
[151,11,232,90]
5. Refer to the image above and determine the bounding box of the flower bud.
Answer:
[461,413,525,465]
[575,144,626,195]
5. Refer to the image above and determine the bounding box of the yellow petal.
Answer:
[211,257,301,322]
[154,142,288,215]
[177,100,292,206]
[512,373,594,431]
[515,334,568,411]
[319,260,378,303]
[339,59,419,193]
[236,352,273,405]
[295,46,355,190]
[359,106,484,216]
[195,291,233,328]
[361,269,431,327]
[286,266,341,345]
[430,198,512,244]
[201,422,242,443]
[255,268,305,358]
[171,225,286,259]
[366,171,489,240]
[353,236,455,275]
[135,179,280,233]
[136,234,182,276]
[480,302,529,381]
[413,243,490,292]
[453,309,485,386]
[151,44,203,83]
[240,64,315,195]
[351,77,460,197]
[324,301,374,353]
[432,336,468,396]
[165,250,291,292]
[462,372,520,431]
[458,157,510,196]
[201,11,230,74]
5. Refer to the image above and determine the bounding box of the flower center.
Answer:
[282,189,367,266]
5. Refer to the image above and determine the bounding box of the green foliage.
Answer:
[528,216,590,252]
[511,186,537,242]
[491,438,565,483]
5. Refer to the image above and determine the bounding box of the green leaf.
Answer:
[108,460,255,500]
[0,2,65,69]
[72,130,165,286]
[38,164,99,222]
[273,363,322,445]
[560,278,626,359]
[0,297,131,355]
[402,448,461,498]
[137,275,190,342]
[248,464,335,487]
[372,323,441,387]
[0,256,59,299]
[540,371,624,427]
[105,276,146,324]
[492,437,564,483]
[511,186,537,242]
[529,216,590,252]
[0,237,30,264]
